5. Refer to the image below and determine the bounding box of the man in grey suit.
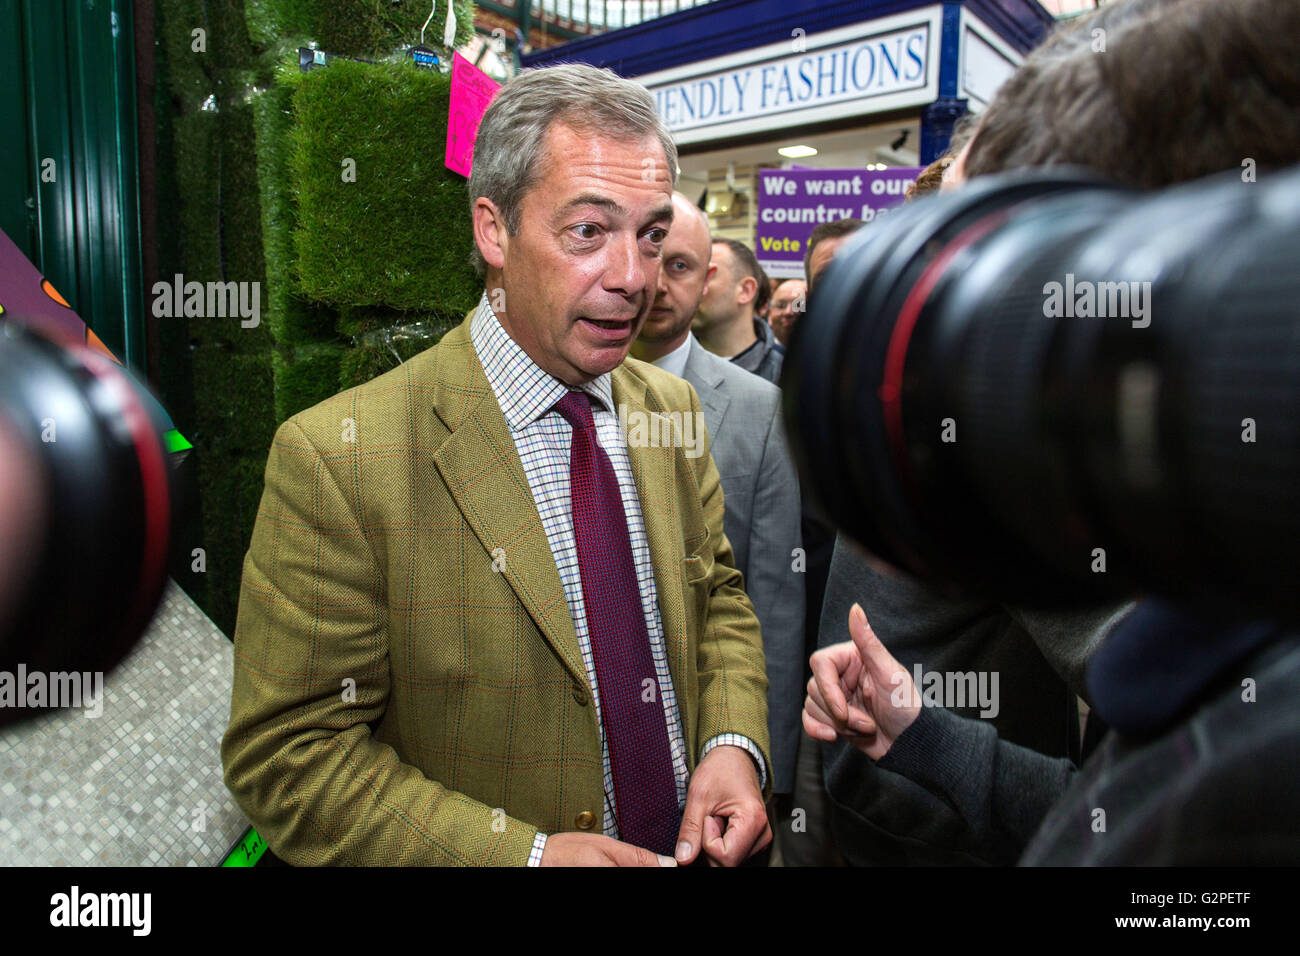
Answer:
[630,192,805,815]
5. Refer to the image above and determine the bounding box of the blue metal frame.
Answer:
[937,1,963,97]
[522,0,1054,75]
[920,2,968,164]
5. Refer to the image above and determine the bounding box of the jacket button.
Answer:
[572,683,588,705]
[575,811,596,830]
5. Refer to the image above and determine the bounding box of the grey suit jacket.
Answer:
[681,337,805,794]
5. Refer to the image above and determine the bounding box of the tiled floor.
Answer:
[0,579,249,865]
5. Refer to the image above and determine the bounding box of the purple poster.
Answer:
[756,167,923,278]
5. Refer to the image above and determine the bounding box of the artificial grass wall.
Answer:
[263,56,480,407]
[254,71,331,346]
[245,0,478,58]
[155,0,483,636]
[288,59,480,314]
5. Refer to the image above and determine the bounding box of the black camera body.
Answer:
[785,165,1300,623]
[0,322,177,722]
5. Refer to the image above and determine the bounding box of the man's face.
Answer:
[807,234,852,293]
[768,278,807,346]
[693,242,739,333]
[474,122,673,385]
[641,194,715,348]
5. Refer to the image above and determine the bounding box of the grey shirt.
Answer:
[731,317,785,386]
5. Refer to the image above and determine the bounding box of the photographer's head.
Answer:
[469,64,678,385]
[963,0,1300,186]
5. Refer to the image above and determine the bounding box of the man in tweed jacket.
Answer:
[221,64,772,866]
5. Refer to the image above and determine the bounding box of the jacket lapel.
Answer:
[683,338,730,446]
[426,319,589,688]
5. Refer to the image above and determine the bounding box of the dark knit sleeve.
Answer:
[876,702,1078,857]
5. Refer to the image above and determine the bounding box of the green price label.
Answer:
[221,827,268,867]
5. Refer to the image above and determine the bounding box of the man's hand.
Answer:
[539,832,677,867]
[675,745,770,866]
[803,602,921,760]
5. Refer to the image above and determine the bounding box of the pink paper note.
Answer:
[445,53,501,178]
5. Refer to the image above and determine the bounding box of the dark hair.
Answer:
[964,0,1300,187]
[907,111,979,201]
[714,238,770,313]
[905,156,953,201]
[803,218,864,283]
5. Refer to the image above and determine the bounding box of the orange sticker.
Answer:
[86,327,122,364]
[42,278,70,308]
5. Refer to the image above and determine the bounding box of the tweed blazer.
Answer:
[221,315,771,865]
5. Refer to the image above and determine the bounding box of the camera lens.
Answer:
[785,165,1300,620]
[0,322,174,714]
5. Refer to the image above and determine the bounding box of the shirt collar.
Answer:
[469,293,615,431]
[649,331,695,380]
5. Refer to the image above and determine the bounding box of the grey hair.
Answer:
[467,63,679,277]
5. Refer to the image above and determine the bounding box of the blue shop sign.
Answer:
[638,8,943,146]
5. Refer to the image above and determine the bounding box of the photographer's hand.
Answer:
[803,603,921,760]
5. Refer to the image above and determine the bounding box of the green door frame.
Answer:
[0,0,145,372]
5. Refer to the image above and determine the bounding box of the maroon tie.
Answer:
[553,389,681,855]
